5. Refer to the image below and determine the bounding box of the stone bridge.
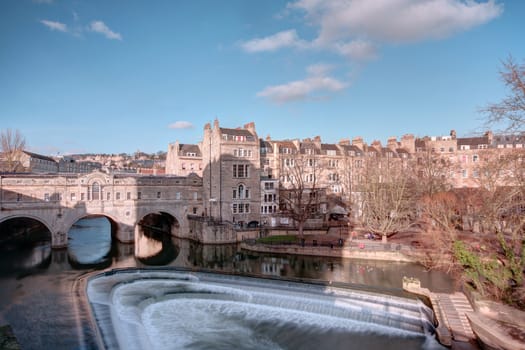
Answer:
[0,171,203,248]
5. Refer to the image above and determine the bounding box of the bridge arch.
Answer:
[135,210,182,237]
[0,214,54,236]
[64,213,120,239]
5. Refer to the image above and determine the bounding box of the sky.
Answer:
[1,0,524,155]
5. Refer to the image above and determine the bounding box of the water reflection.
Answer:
[136,226,179,265]
[0,218,52,276]
[0,216,457,349]
[67,216,112,268]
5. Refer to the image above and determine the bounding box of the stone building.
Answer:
[20,151,59,173]
[200,120,261,227]
[166,141,203,177]
[165,121,525,229]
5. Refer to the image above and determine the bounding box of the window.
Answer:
[127,192,131,200]
[186,152,197,157]
[176,192,181,200]
[92,182,100,201]
[233,204,238,213]
[233,164,249,178]
[327,150,336,156]
[264,182,274,190]
[193,192,198,200]
[81,193,85,201]
[193,207,197,214]
[17,193,22,202]
[238,184,244,199]
[137,192,142,200]
[71,193,76,201]
[157,192,161,199]
[233,189,237,199]
[462,170,468,178]
[328,173,339,182]
[234,149,252,157]
[107,192,111,200]
[44,193,50,201]
[472,155,479,162]
[283,158,294,167]
[116,192,121,200]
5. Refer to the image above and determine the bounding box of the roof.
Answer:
[339,144,363,155]
[457,136,489,146]
[321,143,340,155]
[178,144,202,156]
[22,151,57,163]
[260,140,272,149]
[220,127,254,137]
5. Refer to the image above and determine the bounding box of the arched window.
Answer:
[238,184,244,199]
[92,181,101,201]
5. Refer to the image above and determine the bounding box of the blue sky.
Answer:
[1,0,524,155]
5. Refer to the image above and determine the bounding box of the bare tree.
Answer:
[0,129,26,172]
[451,149,525,304]
[358,152,416,242]
[482,56,525,133]
[413,149,456,197]
[279,147,324,237]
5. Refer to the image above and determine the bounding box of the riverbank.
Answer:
[240,240,415,262]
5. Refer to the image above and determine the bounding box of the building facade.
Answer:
[164,121,524,227]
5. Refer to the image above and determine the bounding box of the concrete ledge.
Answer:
[240,242,414,262]
[467,312,525,350]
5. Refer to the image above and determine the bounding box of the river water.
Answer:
[0,217,456,349]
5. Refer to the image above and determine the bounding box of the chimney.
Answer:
[352,137,364,150]
[244,122,256,133]
[387,137,398,151]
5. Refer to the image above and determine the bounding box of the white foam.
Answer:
[87,270,446,350]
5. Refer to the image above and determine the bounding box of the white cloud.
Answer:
[257,64,346,103]
[241,29,304,52]
[89,21,122,40]
[291,0,503,44]
[40,20,67,32]
[168,121,194,129]
[334,40,378,61]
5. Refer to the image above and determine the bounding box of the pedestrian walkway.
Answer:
[402,277,477,348]
[434,292,475,342]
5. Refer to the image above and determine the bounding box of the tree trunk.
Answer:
[298,221,304,238]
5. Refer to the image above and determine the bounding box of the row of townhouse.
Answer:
[0,151,102,174]
[166,120,525,227]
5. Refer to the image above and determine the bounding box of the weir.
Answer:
[86,269,446,350]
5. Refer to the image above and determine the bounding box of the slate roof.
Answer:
[22,151,57,163]
[178,144,202,157]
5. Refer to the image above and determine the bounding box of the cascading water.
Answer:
[87,269,445,350]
